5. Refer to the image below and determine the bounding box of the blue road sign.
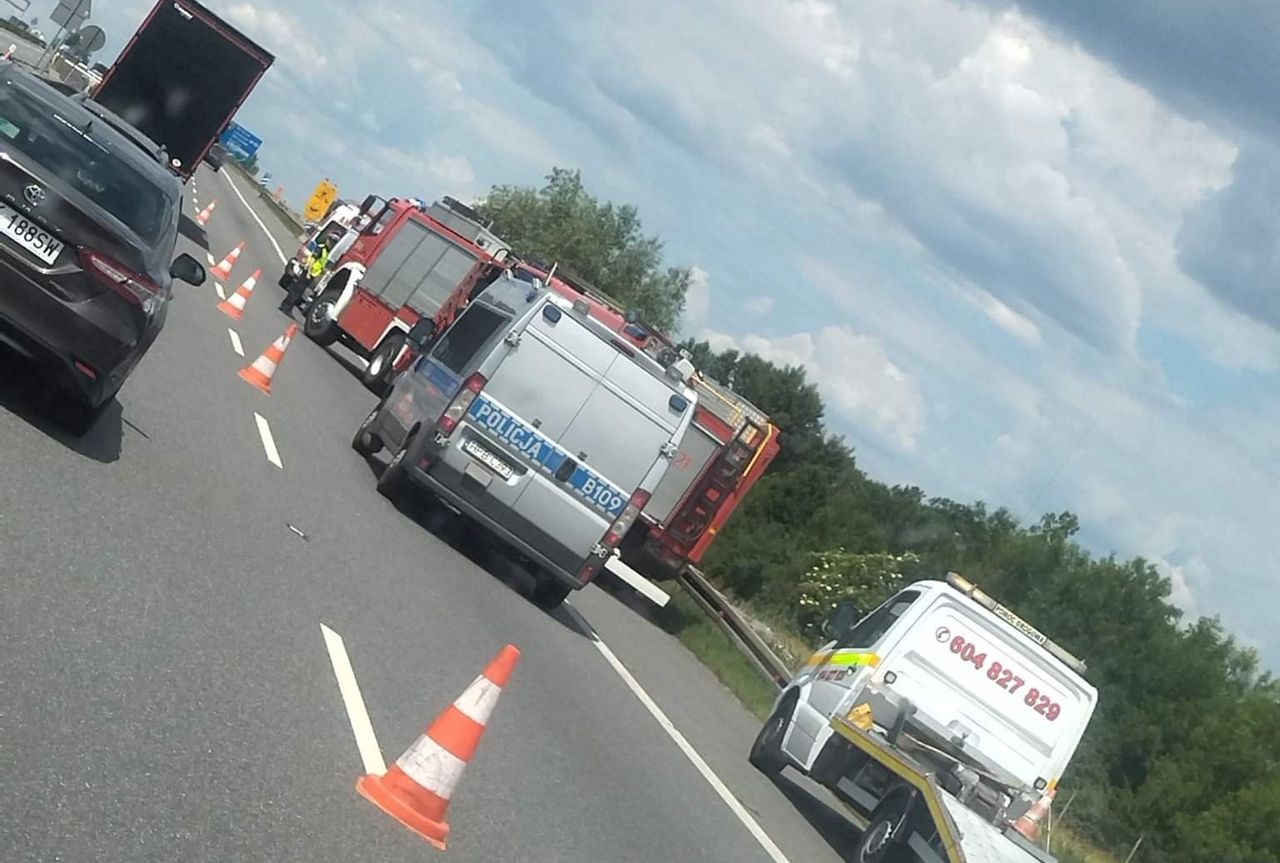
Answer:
[220,122,262,160]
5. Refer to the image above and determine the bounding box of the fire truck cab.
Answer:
[302,196,510,393]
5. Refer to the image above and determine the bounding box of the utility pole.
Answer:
[37,0,90,72]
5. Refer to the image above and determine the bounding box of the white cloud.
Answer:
[226,3,327,80]
[706,326,927,449]
[682,266,711,330]
[746,124,792,158]
[745,295,774,316]
[963,288,1042,345]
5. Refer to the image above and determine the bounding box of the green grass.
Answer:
[1051,827,1124,863]
[654,588,781,720]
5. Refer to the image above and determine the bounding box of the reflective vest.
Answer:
[309,245,330,278]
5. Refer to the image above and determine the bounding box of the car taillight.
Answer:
[437,373,487,435]
[604,489,650,549]
[80,249,163,316]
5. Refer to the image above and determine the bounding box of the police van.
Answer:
[352,270,698,610]
[752,574,1098,863]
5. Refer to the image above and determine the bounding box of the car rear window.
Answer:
[0,85,171,241]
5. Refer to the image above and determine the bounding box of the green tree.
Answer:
[474,168,690,331]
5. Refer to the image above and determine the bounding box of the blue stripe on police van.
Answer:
[416,358,462,400]
[468,395,628,517]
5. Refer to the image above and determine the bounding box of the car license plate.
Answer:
[462,438,513,481]
[0,204,63,264]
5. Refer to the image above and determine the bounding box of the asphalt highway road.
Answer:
[0,166,861,862]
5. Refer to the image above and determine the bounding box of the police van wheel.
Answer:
[304,288,341,346]
[749,700,791,776]
[352,405,384,456]
[376,433,416,504]
[362,333,405,395]
[531,575,571,611]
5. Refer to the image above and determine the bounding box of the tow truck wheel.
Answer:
[352,405,385,456]
[854,797,912,863]
[749,698,792,776]
[304,288,341,346]
[362,333,405,395]
[530,574,571,611]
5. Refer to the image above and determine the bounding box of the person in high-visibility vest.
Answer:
[280,226,340,314]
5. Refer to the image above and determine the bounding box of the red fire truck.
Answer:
[300,196,511,393]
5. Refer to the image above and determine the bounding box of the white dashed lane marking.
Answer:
[227,328,244,356]
[253,412,283,469]
[320,624,386,776]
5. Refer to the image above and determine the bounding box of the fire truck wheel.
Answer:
[530,574,572,611]
[362,333,406,395]
[749,697,793,776]
[304,288,342,346]
[352,405,385,456]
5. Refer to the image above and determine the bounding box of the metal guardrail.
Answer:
[675,566,793,689]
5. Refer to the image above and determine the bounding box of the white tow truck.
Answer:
[751,574,1097,863]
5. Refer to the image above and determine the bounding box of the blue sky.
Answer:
[72,0,1280,663]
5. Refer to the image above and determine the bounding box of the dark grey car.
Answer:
[0,63,205,433]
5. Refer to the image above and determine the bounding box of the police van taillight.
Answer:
[605,489,650,549]
[438,373,487,435]
[579,489,652,584]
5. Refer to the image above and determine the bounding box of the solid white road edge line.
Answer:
[320,624,387,776]
[223,170,288,265]
[564,604,794,863]
[253,412,283,469]
[215,282,227,300]
[227,328,244,356]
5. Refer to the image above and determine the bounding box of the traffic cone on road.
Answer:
[216,269,261,321]
[238,322,298,396]
[1012,788,1056,841]
[357,644,521,850]
[196,199,217,226]
[210,241,244,280]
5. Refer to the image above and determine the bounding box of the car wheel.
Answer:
[853,797,912,863]
[352,404,385,456]
[530,574,572,611]
[749,699,792,776]
[362,333,405,396]
[304,288,341,346]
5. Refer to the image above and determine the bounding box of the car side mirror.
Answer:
[170,253,206,286]
[360,194,379,214]
[823,599,863,641]
[406,318,437,350]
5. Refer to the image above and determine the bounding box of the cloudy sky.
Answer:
[73,0,1279,662]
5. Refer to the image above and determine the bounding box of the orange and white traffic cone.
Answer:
[357,644,521,850]
[210,241,244,280]
[196,199,217,226]
[1012,788,1056,841]
[238,322,298,396]
[216,268,261,321]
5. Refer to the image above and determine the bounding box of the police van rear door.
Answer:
[462,298,690,575]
